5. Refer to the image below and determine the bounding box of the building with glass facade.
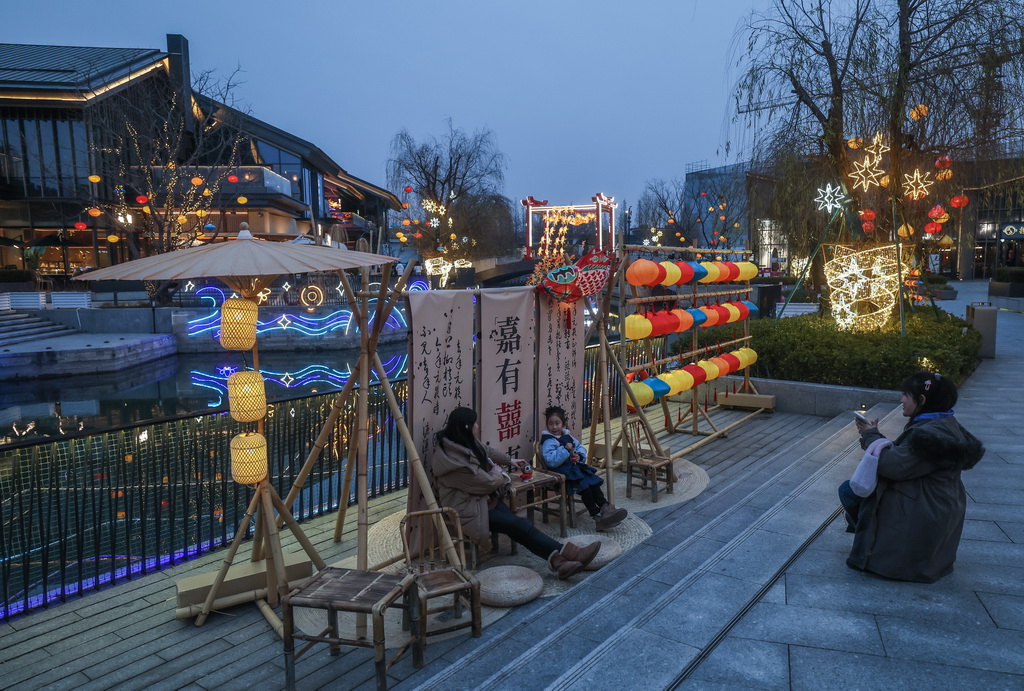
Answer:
[0,35,399,278]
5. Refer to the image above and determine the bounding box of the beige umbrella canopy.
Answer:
[75,226,395,295]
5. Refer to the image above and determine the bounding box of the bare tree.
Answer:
[638,172,749,250]
[387,119,515,259]
[734,0,1024,278]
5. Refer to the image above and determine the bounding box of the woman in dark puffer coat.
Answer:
[842,372,984,583]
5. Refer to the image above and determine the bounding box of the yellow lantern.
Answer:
[723,303,742,323]
[628,381,655,407]
[220,298,258,350]
[236,196,248,205]
[87,174,102,183]
[880,175,891,187]
[736,261,759,281]
[87,207,102,217]
[176,215,188,224]
[698,262,720,283]
[697,360,719,381]
[190,176,204,186]
[230,432,268,484]
[624,313,653,340]
[897,223,914,238]
[937,234,954,249]
[106,234,119,243]
[202,188,213,197]
[142,205,151,214]
[936,169,953,181]
[910,104,929,120]
[227,371,267,422]
[196,209,208,218]
[672,368,695,392]
[659,261,682,286]
[657,372,680,395]
[847,137,863,149]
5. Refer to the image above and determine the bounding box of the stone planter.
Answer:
[929,288,958,300]
[988,281,1024,298]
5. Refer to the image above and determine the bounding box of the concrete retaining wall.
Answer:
[0,335,177,380]
[27,307,176,333]
[720,375,899,417]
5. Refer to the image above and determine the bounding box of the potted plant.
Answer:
[989,267,1024,298]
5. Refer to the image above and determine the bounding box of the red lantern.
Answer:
[682,363,707,387]
[651,262,667,286]
[935,155,952,169]
[73,222,87,230]
[950,195,969,208]
[734,301,750,321]
[674,261,695,284]
[927,204,945,219]
[859,209,876,221]
[720,262,741,282]
[648,310,680,336]
[404,186,413,193]
[413,232,423,238]
[924,221,942,234]
[667,217,675,224]
[720,353,742,373]
[862,221,875,234]
[135,195,148,204]
[711,304,732,324]
[700,192,707,197]
[227,174,239,183]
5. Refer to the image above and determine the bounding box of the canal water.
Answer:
[0,344,409,446]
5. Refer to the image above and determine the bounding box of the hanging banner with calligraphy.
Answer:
[407,290,474,481]
[479,287,536,460]
[536,297,586,434]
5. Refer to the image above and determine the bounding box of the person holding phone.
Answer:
[840,372,984,583]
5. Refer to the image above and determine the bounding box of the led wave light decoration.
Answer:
[824,244,904,332]
[186,287,409,340]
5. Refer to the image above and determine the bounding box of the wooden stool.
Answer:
[283,567,417,691]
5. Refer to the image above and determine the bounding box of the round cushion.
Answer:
[477,565,544,607]
[565,534,624,571]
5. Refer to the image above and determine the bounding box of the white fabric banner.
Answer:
[407,290,475,471]
[535,298,587,434]
[478,287,537,459]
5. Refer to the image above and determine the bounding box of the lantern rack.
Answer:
[615,244,768,466]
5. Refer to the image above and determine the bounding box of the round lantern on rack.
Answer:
[720,352,743,372]
[687,307,707,328]
[950,195,969,208]
[674,261,696,284]
[699,306,720,327]
[230,432,268,485]
[699,262,721,283]
[626,259,660,286]
[720,262,741,282]
[656,372,680,395]
[682,363,707,387]
[736,262,759,281]
[659,261,682,286]
[627,381,655,411]
[709,357,731,378]
[624,313,653,340]
[689,262,709,282]
[723,303,742,323]
[671,368,695,392]
[671,308,694,332]
[711,304,732,324]
[697,360,719,381]
[646,377,671,399]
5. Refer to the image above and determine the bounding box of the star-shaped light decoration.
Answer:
[824,244,903,331]
[902,169,934,201]
[184,280,195,292]
[849,156,884,191]
[278,314,292,329]
[281,373,294,387]
[814,183,849,214]
[864,132,890,161]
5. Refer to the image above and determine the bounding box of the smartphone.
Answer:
[853,410,870,424]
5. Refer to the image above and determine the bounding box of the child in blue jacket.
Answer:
[540,406,627,531]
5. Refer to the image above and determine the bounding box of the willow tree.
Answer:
[734,0,1024,281]
[387,120,516,260]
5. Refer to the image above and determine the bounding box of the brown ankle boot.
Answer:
[597,504,628,531]
[548,552,584,580]
[561,541,601,568]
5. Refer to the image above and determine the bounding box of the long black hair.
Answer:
[902,371,958,417]
[437,406,489,468]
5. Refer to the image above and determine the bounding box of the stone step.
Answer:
[402,404,900,690]
[0,322,77,347]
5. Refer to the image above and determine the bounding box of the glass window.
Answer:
[23,119,43,197]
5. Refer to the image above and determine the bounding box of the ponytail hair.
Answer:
[437,406,489,468]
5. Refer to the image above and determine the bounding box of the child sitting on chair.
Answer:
[540,406,627,531]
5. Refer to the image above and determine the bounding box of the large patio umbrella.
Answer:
[75,226,393,295]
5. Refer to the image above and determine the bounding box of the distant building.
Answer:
[0,35,399,276]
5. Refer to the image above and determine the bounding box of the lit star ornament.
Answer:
[864,132,890,161]
[849,156,884,191]
[814,183,849,213]
[902,169,934,201]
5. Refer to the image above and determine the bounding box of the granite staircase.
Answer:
[0,309,78,349]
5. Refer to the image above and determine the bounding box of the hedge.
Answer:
[0,269,33,283]
[673,311,980,389]
[994,266,1024,283]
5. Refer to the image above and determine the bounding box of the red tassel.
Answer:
[713,389,718,403]
[733,382,738,394]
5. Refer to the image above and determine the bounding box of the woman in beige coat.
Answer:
[432,407,599,579]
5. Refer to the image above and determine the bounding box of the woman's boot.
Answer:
[548,552,584,580]
[560,541,600,569]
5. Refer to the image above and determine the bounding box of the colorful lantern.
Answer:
[709,357,731,378]
[203,223,217,232]
[671,308,694,332]
[646,377,671,399]
[236,196,248,204]
[73,222,87,230]
[697,360,719,381]
[924,221,942,234]
[227,371,267,422]
[671,368,695,392]
[404,186,413,193]
[699,306,720,327]
[936,169,953,181]
[723,303,742,323]
[227,174,239,183]
[847,137,863,149]
[87,174,101,183]
[687,307,707,328]
[106,234,119,243]
[897,223,914,237]
[741,300,759,318]
[541,264,582,303]
[176,215,188,224]
[699,262,720,283]
[135,195,148,204]
[927,205,945,219]
[87,207,102,217]
[862,221,875,234]
[625,258,660,286]
[859,209,876,221]
[937,234,954,249]
[682,363,707,387]
[220,298,258,350]
[711,304,732,324]
[689,261,709,282]
[950,195,969,208]
[910,104,929,120]
[190,176,204,186]
[736,262,759,281]
[674,261,696,284]
[659,261,682,286]
[720,353,742,372]
[935,155,952,169]
[720,262,741,282]
[627,381,655,411]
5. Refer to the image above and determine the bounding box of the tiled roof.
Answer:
[0,43,165,91]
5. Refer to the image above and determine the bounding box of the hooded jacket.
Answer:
[848,415,984,583]
[431,437,511,547]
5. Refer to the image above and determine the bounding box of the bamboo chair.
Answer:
[623,419,675,502]
[538,441,609,526]
[400,508,482,667]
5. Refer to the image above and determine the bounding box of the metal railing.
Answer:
[0,337,664,620]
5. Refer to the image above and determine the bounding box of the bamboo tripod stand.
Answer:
[190,262,460,635]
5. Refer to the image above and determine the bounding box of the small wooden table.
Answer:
[508,469,568,537]
[283,567,417,691]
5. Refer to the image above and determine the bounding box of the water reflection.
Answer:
[0,345,408,446]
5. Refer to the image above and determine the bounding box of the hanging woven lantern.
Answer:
[230,432,268,484]
[227,370,267,422]
[220,298,258,350]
